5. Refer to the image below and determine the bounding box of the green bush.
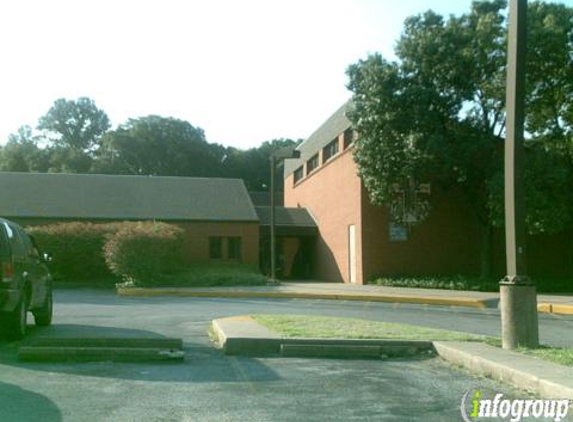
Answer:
[368,275,572,293]
[103,222,185,286]
[28,222,120,281]
[368,275,500,292]
[159,264,267,287]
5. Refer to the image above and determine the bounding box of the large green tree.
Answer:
[94,115,218,176]
[33,97,111,173]
[347,0,573,278]
[38,97,111,151]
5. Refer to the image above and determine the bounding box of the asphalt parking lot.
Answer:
[0,289,567,422]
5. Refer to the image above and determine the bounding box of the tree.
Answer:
[347,0,573,278]
[38,97,110,152]
[95,115,218,176]
[0,126,50,172]
[223,138,301,191]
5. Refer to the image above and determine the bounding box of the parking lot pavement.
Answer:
[0,289,569,422]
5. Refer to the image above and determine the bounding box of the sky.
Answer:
[1,0,572,150]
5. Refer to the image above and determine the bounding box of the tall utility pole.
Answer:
[500,0,539,349]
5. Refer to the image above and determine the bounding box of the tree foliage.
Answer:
[95,115,217,176]
[38,97,111,151]
[348,0,572,229]
[1,97,300,194]
[347,0,573,276]
[0,126,50,172]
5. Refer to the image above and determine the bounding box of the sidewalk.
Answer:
[116,282,573,316]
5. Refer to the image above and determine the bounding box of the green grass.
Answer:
[251,314,573,367]
[251,314,493,342]
[517,346,573,366]
[154,264,267,287]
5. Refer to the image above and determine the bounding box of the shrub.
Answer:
[28,222,120,281]
[103,222,185,286]
[368,275,500,292]
[160,263,267,287]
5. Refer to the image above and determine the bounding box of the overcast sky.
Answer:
[1,0,572,149]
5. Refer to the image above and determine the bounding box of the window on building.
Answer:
[322,138,339,163]
[343,129,354,149]
[293,166,304,184]
[306,154,319,174]
[209,237,223,259]
[228,237,242,260]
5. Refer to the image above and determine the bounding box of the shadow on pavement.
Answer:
[0,324,280,384]
[0,381,62,422]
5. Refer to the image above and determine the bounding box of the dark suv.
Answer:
[0,218,53,340]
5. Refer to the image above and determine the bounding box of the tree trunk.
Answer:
[479,223,493,280]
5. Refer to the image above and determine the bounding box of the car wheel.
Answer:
[33,287,53,327]
[5,289,28,340]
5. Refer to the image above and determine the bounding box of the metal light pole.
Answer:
[270,154,278,284]
[269,147,300,285]
[500,0,539,349]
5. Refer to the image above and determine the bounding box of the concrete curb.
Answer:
[18,337,185,363]
[18,346,185,362]
[24,337,183,349]
[434,341,573,400]
[538,303,573,316]
[212,316,573,400]
[212,317,434,358]
[118,287,494,309]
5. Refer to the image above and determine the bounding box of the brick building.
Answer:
[283,102,572,284]
[0,172,320,273]
[0,172,264,266]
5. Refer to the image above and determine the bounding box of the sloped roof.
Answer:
[255,206,317,227]
[0,172,259,222]
[284,100,353,177]
[248,191,284,207]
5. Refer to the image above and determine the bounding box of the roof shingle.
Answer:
[0,172,259,222]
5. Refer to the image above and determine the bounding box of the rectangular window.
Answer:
[306,153,319,174]
[228,237,242,261]
[343,129,354,149]
[293,166,304,184]
[209,237,223,259]
[322,138,339,163]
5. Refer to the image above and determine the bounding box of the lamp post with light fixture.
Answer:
[269,146,301,284]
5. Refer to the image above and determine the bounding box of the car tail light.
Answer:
[1,260,14,283]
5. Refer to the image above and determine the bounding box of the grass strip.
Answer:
[251,314,492,342]
[251,314,572,367]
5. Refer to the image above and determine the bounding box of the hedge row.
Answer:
[28,222,119,281]
[103,222,185,285]
[28,221,185,285]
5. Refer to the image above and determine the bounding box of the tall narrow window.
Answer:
[343,129,353,149]
[306,153,319,174]
[322,138,339,163]
[293,166,304,184]
[209,237,223,259]
[228,237,242,261]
